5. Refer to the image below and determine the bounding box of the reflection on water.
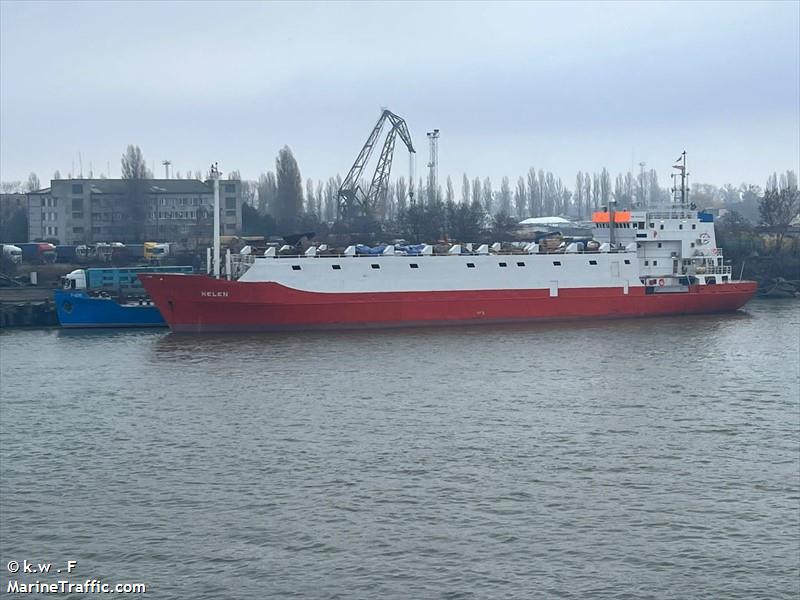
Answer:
[1,299,798,599]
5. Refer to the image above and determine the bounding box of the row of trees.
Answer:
[3,144,797,244]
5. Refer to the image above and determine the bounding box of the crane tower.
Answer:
[338,109,416,220]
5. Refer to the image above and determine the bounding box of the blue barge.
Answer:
[55,266,193,328]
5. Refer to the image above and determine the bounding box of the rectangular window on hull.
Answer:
[409,263,419,269]
[371,264,380,269]
[553,261,561,266]
[291,265,301,271]
[589,260,597,265]
[516,262,525,267]
[466,263,475,268]
[332,264,341,270]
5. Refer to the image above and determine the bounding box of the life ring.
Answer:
[658,278,665,287]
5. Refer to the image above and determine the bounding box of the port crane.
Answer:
[338,109,415,220]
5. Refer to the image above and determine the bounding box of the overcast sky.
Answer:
[1,0,798,190]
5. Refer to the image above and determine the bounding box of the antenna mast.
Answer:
[427,129,439,204]
[671,151,688,208]
[162,160,172,179]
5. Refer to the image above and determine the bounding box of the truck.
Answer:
[144,242,170,262]
[16,242,57,264]
[2,244,23,264]
[55,245,78,263]
[61,265,194,297]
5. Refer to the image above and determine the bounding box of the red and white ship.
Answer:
[140,156,756,332]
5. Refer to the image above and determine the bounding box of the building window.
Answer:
[72,198,83,211]
[71,184,83,194]
[225,210,236,217]
[72,227,83,233]
[224,184,236,194]
[72,212,83,219]
[225,197,236,209]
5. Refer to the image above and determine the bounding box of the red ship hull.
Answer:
[139,274,757,333]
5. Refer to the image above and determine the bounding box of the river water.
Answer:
[1,299,798,599]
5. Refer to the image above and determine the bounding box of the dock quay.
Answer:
[0,288,58,328]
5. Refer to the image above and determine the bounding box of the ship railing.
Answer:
[230,254,256,278]
[646,211,696,220]
[688,265,732,275]
[250,248,637,259]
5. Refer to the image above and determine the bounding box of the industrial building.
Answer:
[26,178,242,245]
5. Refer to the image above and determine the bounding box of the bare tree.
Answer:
[257,172,278,216]
[482,177,493,215]
[514,176,526,218]
[26,173,40,192]
[574,172,584,218]
[445,176,454,205]
[599,169,609,210]
[121,145,148,180]
[306,178,316,216]
[395,177,407,215]
[461,174,470,205]
[472,177,481,207]
[121,144,149,242]
[526,168,538,216]
[275,146,303,230]
[760,170,799,254]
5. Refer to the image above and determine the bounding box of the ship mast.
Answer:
[671,151,689,209]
